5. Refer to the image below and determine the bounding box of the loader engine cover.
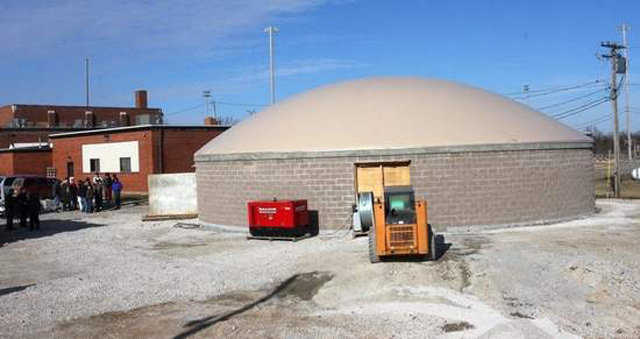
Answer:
[247,200,309,236]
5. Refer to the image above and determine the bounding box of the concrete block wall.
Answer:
[148,173,197,216]
[196,148,594,230]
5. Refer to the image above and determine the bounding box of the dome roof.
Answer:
[196,77,591,158]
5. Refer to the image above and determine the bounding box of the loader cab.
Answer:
[384,186,416,225]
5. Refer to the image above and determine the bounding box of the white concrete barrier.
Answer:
[148,173,197,216]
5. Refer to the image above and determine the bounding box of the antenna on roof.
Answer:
[85,57,90,107]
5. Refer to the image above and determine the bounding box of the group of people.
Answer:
[4,173,124,232]
[4,187,41,231]
[55,173,124,213]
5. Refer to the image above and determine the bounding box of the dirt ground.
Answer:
[1,200,640,338]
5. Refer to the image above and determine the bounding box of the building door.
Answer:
[355,161,411,202]
[67,162,74,178]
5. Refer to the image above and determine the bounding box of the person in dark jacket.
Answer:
[61,179,70,211]
[112,177,123,210]
[69,177,78,210]
[77,179,87,213]
[27,191,40,231]
[93,174,103,212]
[52,179,62,212]
[104,173,113,204]
[16,187,28,228]
[85,181,94,213]
[4,187,15,231]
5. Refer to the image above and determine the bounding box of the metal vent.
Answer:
[388,225,415,248]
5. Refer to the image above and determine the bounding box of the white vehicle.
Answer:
[0,176,5,215]
[0,175,60,215]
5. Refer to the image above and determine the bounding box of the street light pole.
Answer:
[264,26,279,105]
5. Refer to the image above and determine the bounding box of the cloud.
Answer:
[147,57,367,102]
[0,0,341,57]
[230,58,368,82]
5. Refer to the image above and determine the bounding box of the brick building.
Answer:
[194,77,595,230]
[0,90,162,149]
[50,125,228,193]
[0,145,52,176]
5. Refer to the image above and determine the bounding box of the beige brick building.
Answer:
[194,77,594,230]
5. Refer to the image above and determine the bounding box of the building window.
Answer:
[119,157,131,173]
[46,167,57,178]
[135,114,151,125]
[90,159,100,173]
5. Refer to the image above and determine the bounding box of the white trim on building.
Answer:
[81,141,140,173]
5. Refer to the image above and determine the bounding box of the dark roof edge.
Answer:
[2,104,162,111]
[0,127,86,132]
[0,146,52,153]
[194,141,594,162]
[49,124,229,138]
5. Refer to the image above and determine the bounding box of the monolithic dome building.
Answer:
[195,77,594,230]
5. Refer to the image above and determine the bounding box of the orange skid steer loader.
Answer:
[360,186,436,263]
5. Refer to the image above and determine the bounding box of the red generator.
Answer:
[247,200,310,237]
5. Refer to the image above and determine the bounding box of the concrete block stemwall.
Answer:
[195,148,594,230]
[148,173,197,216]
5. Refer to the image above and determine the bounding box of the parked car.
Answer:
[0,176,5,215]
[0,175,60,215]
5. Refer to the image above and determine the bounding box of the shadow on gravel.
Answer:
[174,271,333,339]
[0,219,105,246]
[0,283,34,297]
[436,234,451,260]
[377,234,451,263]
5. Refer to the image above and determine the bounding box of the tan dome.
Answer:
[196,77,591,157]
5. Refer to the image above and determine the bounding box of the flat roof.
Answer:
[49,124,230,138]
[0,127,85,132]
[1,104,162,111]
[0,146,51,153]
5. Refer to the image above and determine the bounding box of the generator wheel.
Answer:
[368,227,380,263]
[428,224,437,261]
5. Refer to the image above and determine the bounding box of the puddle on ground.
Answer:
[442,321,474,332]
[203,292,259,306]
[276,271,334,301]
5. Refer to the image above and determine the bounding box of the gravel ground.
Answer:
[0,199,639,338]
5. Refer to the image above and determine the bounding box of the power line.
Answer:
[512,82,607,100]
[503,79,605,98]
[164,100,266,117]
[549,76,624,120]
[534,88,608,111]
[216,101,267,107]
[574,113,613,129]
[583,116,613,128]
[165,103,203,116]
[551,97,610,120]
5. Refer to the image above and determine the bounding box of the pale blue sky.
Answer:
[1,0,639,131]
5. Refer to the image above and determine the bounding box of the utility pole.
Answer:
[601,41,626,198]
[203,90,211,117]
[264,26,279,105]
[619,24,632,159]
[85,58,90,107]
